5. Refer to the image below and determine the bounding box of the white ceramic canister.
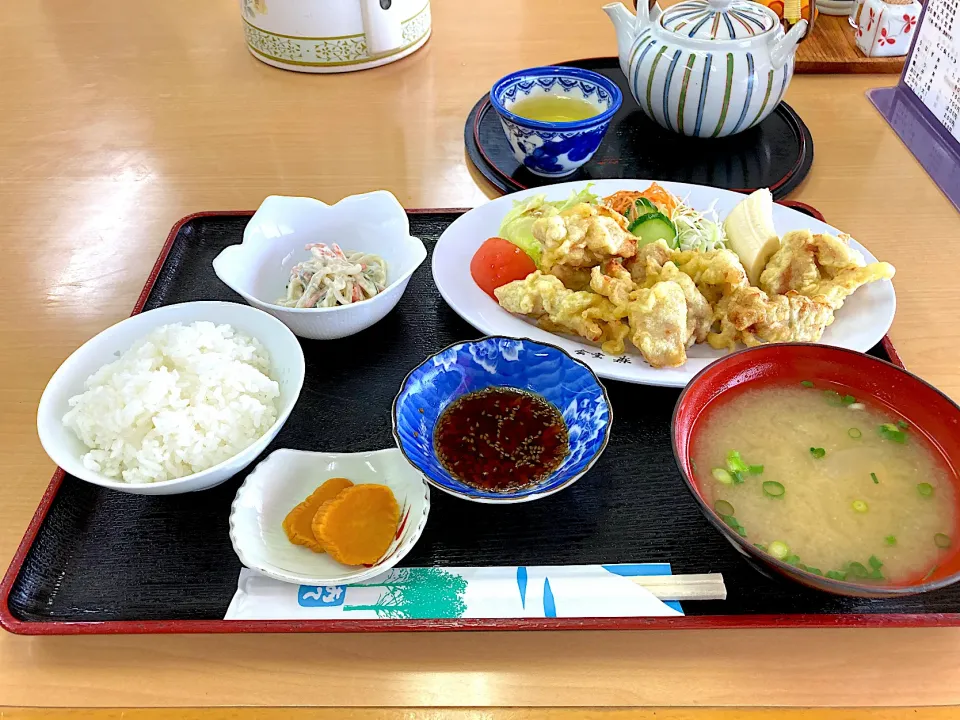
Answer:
[816,0,856,17]
[240,0,431,73]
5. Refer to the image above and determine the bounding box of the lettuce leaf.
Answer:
[497,184,599,265]
[498,195,554,265]
[554,183,599,211]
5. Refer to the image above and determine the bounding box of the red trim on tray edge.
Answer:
[473,91,808,196]
[3,612,960,636]
[0,207,920,636]
[778,200,825,222]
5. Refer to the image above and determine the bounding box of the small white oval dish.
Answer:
[212,191,427,340]
[229,448,430,586]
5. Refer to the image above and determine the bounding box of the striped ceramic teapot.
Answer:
[604,0,812,137]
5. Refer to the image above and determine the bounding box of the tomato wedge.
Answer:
[470,237,537,299]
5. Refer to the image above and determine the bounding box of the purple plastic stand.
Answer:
[867,0,960,212]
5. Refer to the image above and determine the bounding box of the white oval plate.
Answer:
[432,179,896,388]
[229,448,430,586]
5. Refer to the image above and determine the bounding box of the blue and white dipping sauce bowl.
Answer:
[392,336,613,504]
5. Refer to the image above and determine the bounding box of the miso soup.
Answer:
[693,382,957,583]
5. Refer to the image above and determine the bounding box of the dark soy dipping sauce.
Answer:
[434,387,569,492]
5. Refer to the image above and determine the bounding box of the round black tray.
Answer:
[465,57,814,200]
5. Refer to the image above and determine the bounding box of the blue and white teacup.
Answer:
[490,66,623,178]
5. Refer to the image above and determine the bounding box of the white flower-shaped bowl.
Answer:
[229,448,431,586]
[36,301,305,495]
[212,192,427,340]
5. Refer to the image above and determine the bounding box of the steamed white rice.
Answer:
[63,321,281,484]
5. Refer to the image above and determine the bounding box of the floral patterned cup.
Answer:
[490,66,622,177]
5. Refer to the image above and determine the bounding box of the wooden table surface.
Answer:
[2,0,960,712]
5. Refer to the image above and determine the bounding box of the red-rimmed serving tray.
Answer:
[4,206,956,637]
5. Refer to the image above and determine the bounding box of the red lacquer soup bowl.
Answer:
[672,344,960,598]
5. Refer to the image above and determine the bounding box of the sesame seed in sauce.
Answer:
[433,387,569,493]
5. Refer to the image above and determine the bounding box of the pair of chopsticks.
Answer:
[629,572,727,601]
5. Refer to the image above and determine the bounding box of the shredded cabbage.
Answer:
[672,198,728,252]
[498,184,599,265]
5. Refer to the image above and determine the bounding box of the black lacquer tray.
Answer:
[4,209,958,636]
[466,57,814,200]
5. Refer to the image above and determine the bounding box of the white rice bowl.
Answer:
[62,321,280,484]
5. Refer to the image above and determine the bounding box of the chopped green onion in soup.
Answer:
[726,450,749,473]
[879,423,907,443]
[712,467,733,485]
[768,541,790,560]
[693,384,956,585]
[762,481,785,498]
[714,500,735,516]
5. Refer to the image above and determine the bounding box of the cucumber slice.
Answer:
[624,197,658,223]
[627,212,677,247]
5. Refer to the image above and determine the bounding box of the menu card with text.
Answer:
[869,0,960,210]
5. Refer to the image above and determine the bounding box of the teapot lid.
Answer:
[659,0,778,41]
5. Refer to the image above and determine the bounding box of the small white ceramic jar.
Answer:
[851,0,920,58]
[240,0,431,73]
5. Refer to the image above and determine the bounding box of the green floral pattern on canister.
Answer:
[402,5,431,44]
[313,36,369,64]
[244,24,305,63]
[244,3,430,68]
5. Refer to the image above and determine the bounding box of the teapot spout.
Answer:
[603,3,639,77]
[770,20,807,70]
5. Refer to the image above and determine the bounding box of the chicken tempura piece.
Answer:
[534,203,637,275]
[495,271,627,351]
[709,286,835,350]
[539,315,631,355]
[593,253,710,350]
[625,239,673,284]
[811,264,896,310]
[626,281,689,368]
[759,230,895,310]
[652,262,713,346]
[550,265,593,291]
[589,258,636,308]
[673,247,749,304]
